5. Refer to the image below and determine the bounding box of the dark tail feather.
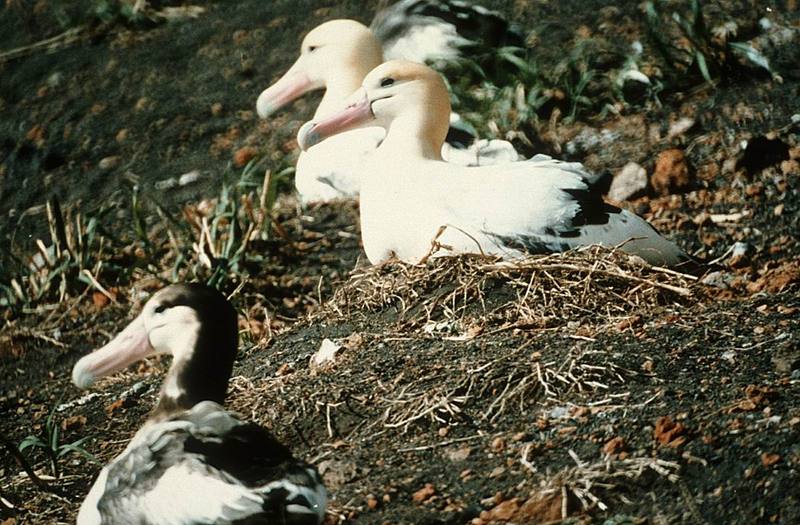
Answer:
[673,254,721,277]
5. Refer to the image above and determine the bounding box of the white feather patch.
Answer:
[140,462,263,525]
[382,23,467,63]
[76,467,109,525]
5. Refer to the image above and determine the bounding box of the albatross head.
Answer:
[72,284,238,409]
[297,60,451,157]
[256,19,383,119]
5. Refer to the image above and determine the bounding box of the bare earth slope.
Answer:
[1,1,799,524]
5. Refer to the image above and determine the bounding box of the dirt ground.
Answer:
[1,1,799,524]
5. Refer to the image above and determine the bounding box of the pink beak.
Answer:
[72,314,154,389]
[256,70,313,119]
[297,88,374,150]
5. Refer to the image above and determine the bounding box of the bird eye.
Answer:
[380,77,395,88]
[154,304,168,314]
[308,45,318,53]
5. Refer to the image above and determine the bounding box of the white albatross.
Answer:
[256,18,519,204]
[296,60,698,271]
[72,283,326,525]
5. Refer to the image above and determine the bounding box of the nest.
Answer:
[226,248,707,448]
[319,247,703,334]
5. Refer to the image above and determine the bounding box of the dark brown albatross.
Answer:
[72,283,326,525]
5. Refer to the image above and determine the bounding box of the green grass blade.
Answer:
[18,435,46,452]
[695,50,712,83]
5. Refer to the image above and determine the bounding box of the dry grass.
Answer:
[518,452,681,520]
[228,341,642,445]
[319,247,703,334]
[219,248,701,459]
[375,345,636,432]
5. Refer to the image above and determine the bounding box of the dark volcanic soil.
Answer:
[1,1,799,525]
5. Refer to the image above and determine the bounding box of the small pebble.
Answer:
[98,156,120,170]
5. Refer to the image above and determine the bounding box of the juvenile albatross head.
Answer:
[72,283,238,415]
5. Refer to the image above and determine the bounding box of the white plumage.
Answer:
[256,15,520,204]
[298,61,696,270]
[79,403,326,525]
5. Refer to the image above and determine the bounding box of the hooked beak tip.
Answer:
[72,362,95,389]
[256,105,271,119]
[297,121,321,151]
[256,96,276,119]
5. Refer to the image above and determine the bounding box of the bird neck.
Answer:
[380,114,446,161]
[151,322,237,419]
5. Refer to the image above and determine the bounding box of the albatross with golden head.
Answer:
[297,60,698,271]
[256,17,519,203]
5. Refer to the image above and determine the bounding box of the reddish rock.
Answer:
[481,493,564,523]
[61,414,87,431]
[652,149,692,195]
[412,483,436,504]
[517,492,564,523]
[105,398,125,416]
[654,416,688,447]
[233,146,258,167]
[603,436,625,455]
[761,453,781,466]
[275,363,293,376]
[92,291,110,309]
[26,124,46,147]
[746,261,800,294]
[488,498,520,521]
[490,437,506,453]
[615,315,642,332]
[366,494,379,510]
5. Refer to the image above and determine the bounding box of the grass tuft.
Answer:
[17,399,98,480]
[0,156,293,310]
[644,0,780,86]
